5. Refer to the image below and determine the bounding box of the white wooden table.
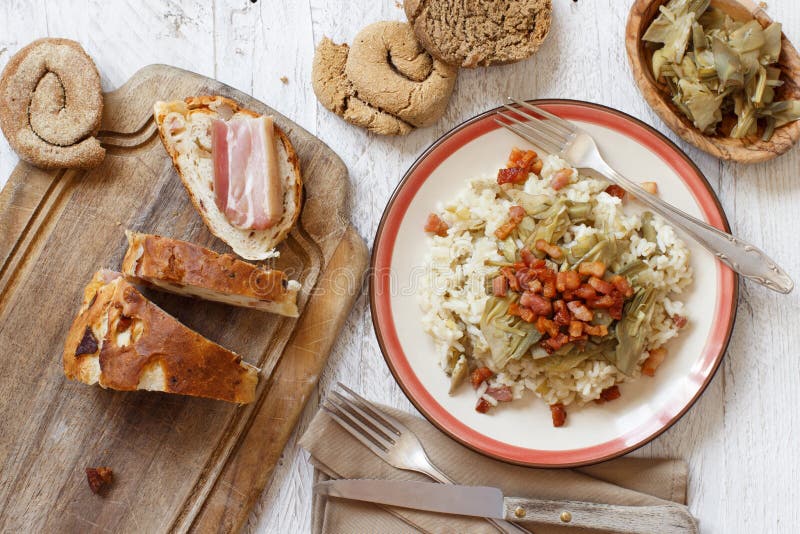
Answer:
[2,1,798,532]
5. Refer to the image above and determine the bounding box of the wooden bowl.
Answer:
[626,0,800,163]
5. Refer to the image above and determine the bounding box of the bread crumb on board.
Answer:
[280,76,289,84]
[86,467,113,494]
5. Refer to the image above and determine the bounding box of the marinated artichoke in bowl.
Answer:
[643,0,800,140]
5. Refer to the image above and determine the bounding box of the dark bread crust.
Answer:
[405,0,553,68]
[63,270,259,404]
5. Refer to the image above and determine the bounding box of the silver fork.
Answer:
[322,383,530,534]
[495,97,794,294]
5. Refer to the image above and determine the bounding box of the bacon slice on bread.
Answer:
[154,95,302,260]
[63,270,259,404]
[121,231,300,317]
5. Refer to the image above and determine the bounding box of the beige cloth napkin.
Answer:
[300,403,692,534]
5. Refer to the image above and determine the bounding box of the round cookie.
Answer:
[0,38,105,169]
[312,22,458,136]
[404,0,552,68]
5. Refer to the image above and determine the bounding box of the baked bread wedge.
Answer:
[63,270,258,404]
[154,95,302,260]
[122,231,301,317]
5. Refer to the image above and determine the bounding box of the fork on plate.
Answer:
[495,97,793,294]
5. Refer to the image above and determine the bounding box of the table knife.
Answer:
[315,479,698,534]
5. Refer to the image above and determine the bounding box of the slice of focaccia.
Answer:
[63,270,258,404]
[154,95,303,260]
[121,231,301,317]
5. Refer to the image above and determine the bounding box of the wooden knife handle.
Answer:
[503,497,698,534]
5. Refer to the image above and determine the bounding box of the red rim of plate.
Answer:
[370,100,739,468]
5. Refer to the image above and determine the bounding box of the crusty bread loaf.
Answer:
[121,231,301,317]
[404,0,552,68]
[154,96,302,260]
[63,270,259,404]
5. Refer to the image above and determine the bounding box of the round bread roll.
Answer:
[312,21,458,135]
[0,38,105,169]
[404,0,552,68]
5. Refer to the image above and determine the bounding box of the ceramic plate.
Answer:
[371,100,738,467]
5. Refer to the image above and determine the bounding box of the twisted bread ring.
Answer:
[0,38,105,169]
[312,22,457,135]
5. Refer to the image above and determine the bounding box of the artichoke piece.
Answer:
[480,296,541,369]
[761,116,776,141]
[761,23,782,64]
[641,211,658,243]
[445,347,460,373]
[540,339,617,373]
[527,201,570,252]
[539,352,590,373]
[759,100,800,128]
[572,237,619,266]
[731,91,757,138]
[616,259,648,279]
[566,201,593,224]
[612,287,658,376]
[679,78,723,132]
[712,36,744,89]
[694,49,718,80]
[653,48,670,79]
[729,20,765,53]
[565,233,599,266]
[500,236,517,262]
[751,66,768,105]
[698,7,726,31]
[692,21,707,51]
[644,0,709,59]
[517,216,535,243]
[449,355,468,394]
[507,190,552,216]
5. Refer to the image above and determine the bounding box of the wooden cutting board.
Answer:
[0,64,367,532]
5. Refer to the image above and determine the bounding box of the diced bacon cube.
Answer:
[578,261,606,278]
[640,181,659,195]
[475,398,491,413]
[642,348,667,377]
[584,323,608,337]
[550,403,567,427]
[497,167,529,185]
[605,184,626,199]
[598,385,621,402]
[569,320,584,338]
[550,169,572,190]
[471,367,493,389]
[588,276,614,295]
[424,213,449,237]
[520,292,553,317]
[567,301,593,322]
[486,386,513,402]
[492,275,508,297]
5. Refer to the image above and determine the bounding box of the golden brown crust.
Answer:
[63,270,258,404]
[0,38,105,169]
[122,231,299,316]
[153,95,303,259]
